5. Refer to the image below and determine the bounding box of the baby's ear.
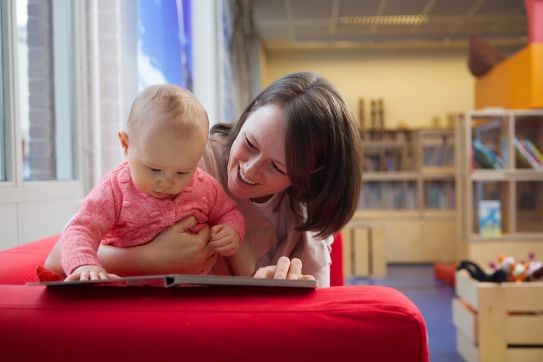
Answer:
[118,131,129,154]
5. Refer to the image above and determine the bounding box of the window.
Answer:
[17,0,76,181]
[0,0,83,247]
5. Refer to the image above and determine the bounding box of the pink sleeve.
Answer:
[205,177,245,241]
[59,176,120,275]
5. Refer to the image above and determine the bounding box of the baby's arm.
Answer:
[60,176,119,280]
[210,224,241,256]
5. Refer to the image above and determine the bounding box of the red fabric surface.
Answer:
[0,235,58,284]
[330,232,344,286]
[0,284,428,362]
[0,236,429,361]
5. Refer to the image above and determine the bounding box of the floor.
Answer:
[346,265,464,362]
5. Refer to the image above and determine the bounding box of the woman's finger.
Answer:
[273,256,291,279]
[254,265,276,279]
[171,215,198,233]
[286,258,302,280]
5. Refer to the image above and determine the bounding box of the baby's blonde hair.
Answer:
[127,84,208,138]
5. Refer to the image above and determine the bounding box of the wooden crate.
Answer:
[342,223,386,278]
[453,270,543,362]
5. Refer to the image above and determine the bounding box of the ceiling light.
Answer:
[338,15,429,26]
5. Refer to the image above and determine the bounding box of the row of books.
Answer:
[422,145,455,167]
[359,182,417,210]
[513,138,543,169]
[363,153,416,172]
[472,138,543,170]
[425,182,455,210]
[472,139,505,169]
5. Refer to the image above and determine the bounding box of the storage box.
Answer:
[453,270,543,362]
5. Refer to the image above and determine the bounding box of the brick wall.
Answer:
[27,0,55,180]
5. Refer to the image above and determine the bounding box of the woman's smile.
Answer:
[238,166,258,185]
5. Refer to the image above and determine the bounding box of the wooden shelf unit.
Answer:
[351,128,457,263]
[456,109,543,265]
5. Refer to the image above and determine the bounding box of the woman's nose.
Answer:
[244,156,263,178]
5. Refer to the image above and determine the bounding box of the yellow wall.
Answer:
[263,50,474,129]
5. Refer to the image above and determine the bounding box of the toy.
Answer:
[456,260,507,283]
[490,253,543,282]
[457,253,543,283]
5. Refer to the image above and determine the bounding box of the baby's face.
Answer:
[123,121,207,199]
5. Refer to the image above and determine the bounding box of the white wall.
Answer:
[264,50,475,129]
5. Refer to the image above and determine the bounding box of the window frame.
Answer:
[0,0,86,245]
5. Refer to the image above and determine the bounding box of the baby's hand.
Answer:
[209,224,241,256]
[66,265,119,281]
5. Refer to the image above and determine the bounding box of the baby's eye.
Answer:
[177,171,188,176]
[149,168,161,173]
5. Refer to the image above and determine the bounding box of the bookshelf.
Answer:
[457,109,543,266]
[349,128,457,263]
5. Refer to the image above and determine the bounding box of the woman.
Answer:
[46,72,362,287]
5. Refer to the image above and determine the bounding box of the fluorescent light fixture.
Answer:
[338,15,429,26]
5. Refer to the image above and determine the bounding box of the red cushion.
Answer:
[330,232,344,286]
[0,284,428,362]
[0,236,429,361]
[0,235,59,284]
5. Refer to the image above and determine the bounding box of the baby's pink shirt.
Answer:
[60,162,244,274]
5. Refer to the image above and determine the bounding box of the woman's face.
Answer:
[227,103,291,201]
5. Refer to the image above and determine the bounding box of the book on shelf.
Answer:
[425,181,455,209]
[513,138,543,169]
[500,137,507,166]
[522,139,543,164]
[27,274,318,289]
[384,153,397,171]
[478,200,502,237]
[472,139,505,169]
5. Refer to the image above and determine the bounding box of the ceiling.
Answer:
[251,0,528,52]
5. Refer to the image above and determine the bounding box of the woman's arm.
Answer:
[45,216,215,276]
[99,219,214,275]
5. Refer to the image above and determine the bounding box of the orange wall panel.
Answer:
[475,44,543,109]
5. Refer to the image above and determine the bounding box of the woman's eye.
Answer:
[271,162,286,175]
[245,136,256,150]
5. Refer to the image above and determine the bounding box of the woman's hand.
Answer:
[253,256,316,281]
[97,216,215,275]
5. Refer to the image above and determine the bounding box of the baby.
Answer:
[60,84,244,281]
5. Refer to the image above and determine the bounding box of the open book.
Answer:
[27,274,317,289]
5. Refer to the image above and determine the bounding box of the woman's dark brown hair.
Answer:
[211,72,362,238]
